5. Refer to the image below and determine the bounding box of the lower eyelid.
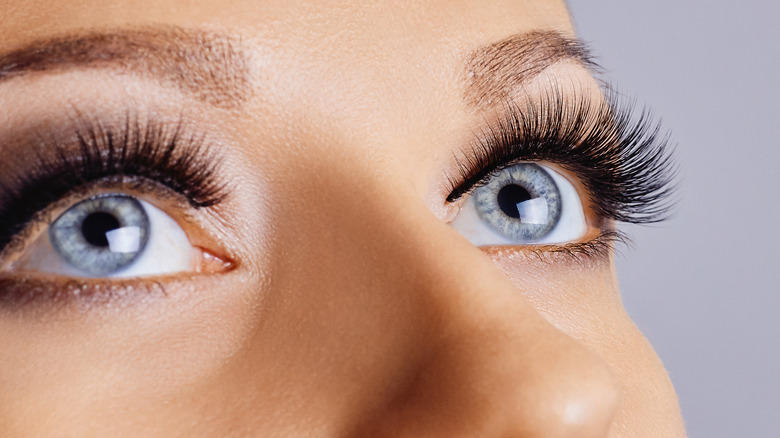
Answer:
[0,274,169,312]
[479,229,621,264]
[0,252,236,313]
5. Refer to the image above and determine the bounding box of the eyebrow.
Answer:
[0,27,251,109]
[464,30,597,107]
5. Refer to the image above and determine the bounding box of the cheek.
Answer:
[0,275,263,434]
[485,250,622,338]
[485,250,650,386]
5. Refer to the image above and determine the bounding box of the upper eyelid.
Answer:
[452,159,588,204]
[0,178,202,263]
[446,88,677,225]
[446,92,614,203]
[0,114,229,254]
[447,155,546,203]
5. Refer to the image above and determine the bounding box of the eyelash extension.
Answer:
[0,114,228,253]
[446,87,678,225]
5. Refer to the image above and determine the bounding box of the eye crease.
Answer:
[447,87,677,254]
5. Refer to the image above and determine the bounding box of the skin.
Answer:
[0,0,686,436]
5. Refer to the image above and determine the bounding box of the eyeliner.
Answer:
[0,113,227,253]
[447,87,677,225]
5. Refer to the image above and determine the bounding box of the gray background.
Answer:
[568,1,779,437]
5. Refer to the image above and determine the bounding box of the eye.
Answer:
[8,194,195,278]
[450,163,588,246]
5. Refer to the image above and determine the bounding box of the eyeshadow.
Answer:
[0,112,228,254]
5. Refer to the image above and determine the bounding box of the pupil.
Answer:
[497,184,531,218]
[81,212,121,247]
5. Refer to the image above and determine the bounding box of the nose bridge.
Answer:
[353,191,621,437]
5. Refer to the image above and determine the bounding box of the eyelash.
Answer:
[0,115,227,255]
[0,90,674,268]
[447,87,677,229]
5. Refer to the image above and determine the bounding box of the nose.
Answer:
[354,195,621,437]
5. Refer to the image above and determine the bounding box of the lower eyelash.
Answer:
[533,230,628,260]
[482,230,628,263]
[0,254,236,312]
[0,274,169,312]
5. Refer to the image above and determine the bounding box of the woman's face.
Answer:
[0,0,686,436]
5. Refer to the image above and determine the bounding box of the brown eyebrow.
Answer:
[464,30,598,107]
[0,27,252,109]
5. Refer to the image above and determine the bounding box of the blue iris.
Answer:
[473,163,562,241]
[49,194,150,276]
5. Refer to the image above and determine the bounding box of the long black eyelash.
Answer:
[0,115,228,252]
[447,87,678,225]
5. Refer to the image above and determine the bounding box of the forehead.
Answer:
[0,0,576,97]
[1,0,574,37]
[0,0,586,196]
